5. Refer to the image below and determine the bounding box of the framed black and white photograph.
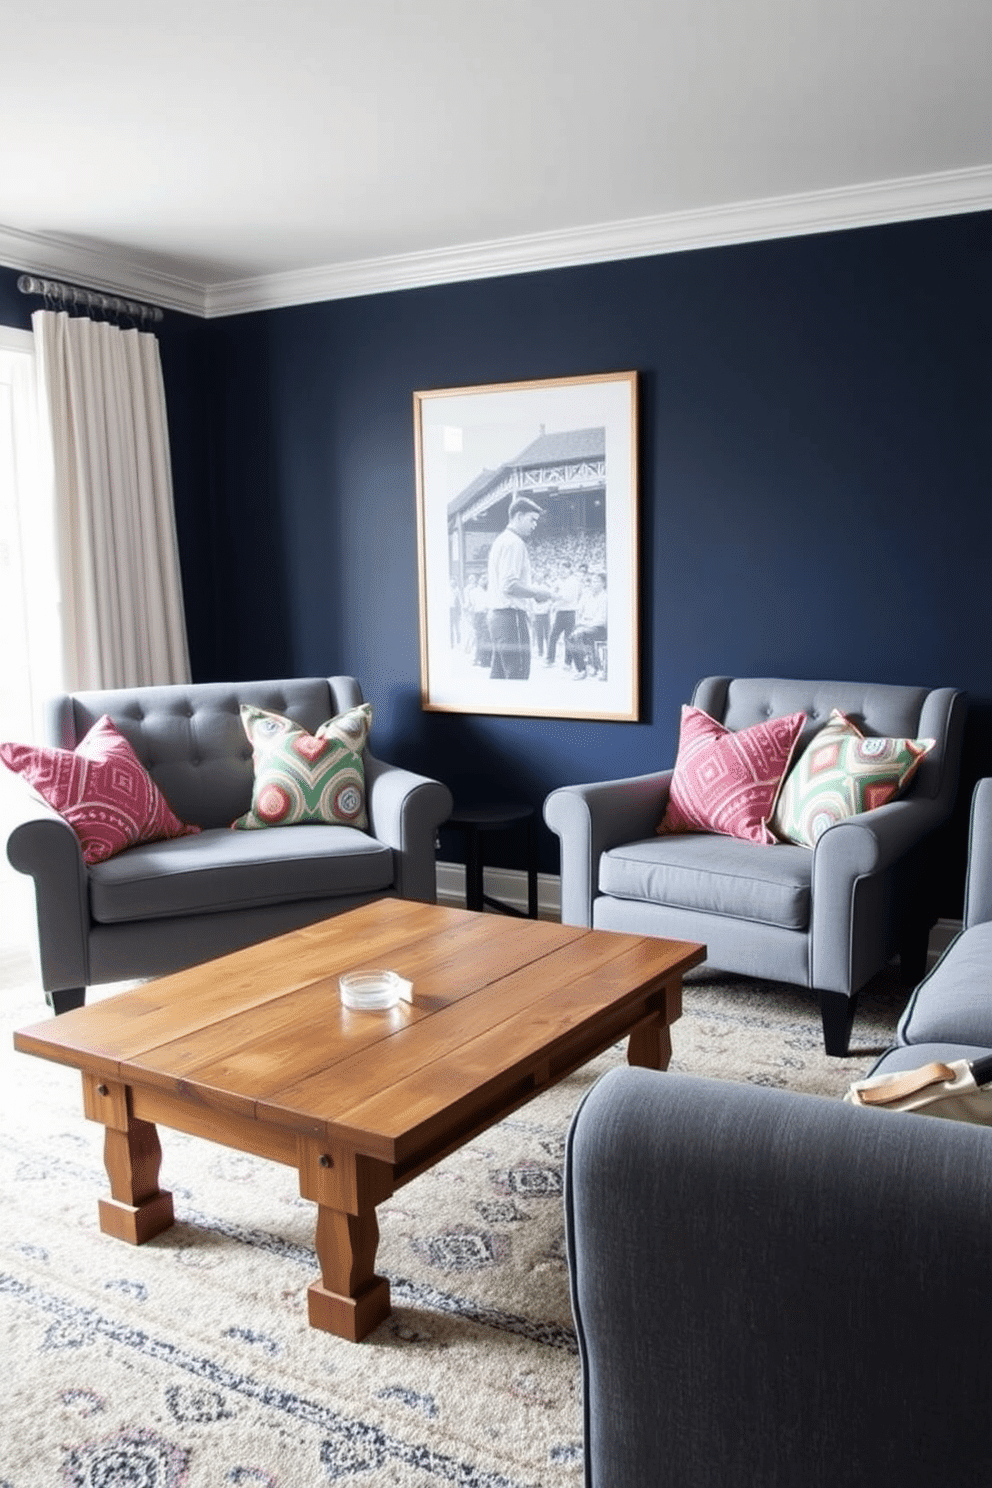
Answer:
[414,370,639,721]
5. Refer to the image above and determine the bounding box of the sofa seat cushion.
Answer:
[88,824,395,924]
[869,1041,992,1079]
[896,924,992,1049]
[598,834,812,930]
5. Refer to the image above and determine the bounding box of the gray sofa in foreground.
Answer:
[565,1064,992,1488]
[5,676,452,1011]
[545,677,966,1055]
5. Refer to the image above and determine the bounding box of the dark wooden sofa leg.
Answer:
[819,989,858,1057]
[46,987,86,1015]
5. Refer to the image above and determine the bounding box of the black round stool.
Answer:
[446,803,539,918]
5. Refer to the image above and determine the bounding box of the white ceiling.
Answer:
[1,0,990,317]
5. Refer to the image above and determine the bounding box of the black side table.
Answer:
[447,803,539,919]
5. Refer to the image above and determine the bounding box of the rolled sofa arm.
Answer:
[544,770,673,927]
[964,778,992,930]
[810,795,947,993]
[565,1064,992,1488]
[364,754,453,903]
[6,795,90,992]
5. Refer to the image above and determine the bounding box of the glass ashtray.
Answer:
[338,969,413,1011]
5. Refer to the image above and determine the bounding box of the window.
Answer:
[0,325,60,745]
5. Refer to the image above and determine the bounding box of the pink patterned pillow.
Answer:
[658,705,806,845]
[0,714,200,865]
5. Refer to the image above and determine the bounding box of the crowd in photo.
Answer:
[449,529,608,682]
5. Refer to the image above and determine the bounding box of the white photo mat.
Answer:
[414,370,639,721]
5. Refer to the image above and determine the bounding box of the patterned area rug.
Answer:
[0,947,906,1488]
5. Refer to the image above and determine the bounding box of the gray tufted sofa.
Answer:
[5,676,452,1012]
[544,677,966,1055]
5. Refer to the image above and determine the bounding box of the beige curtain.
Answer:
[32,309,191,691]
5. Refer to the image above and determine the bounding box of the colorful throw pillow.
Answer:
[658,705,806,845]
[771,709,935,847]
[233,703,372,831]
[0,715,200,865]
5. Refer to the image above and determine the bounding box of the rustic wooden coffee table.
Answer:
[14,898,704,1341]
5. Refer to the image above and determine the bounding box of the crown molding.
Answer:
[204,163,992,318]
[0,222,206,318]
[3,164,991,322]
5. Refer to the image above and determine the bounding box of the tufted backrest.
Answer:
[45,676,366,830]
[692,676,966,808]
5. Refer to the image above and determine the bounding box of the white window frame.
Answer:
[0,323,60,741]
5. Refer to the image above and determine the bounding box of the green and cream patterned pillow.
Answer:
[771,709,934,847]
[232,703,372,831]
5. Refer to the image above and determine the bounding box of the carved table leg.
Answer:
[627,979,682,1072]
[298,1138,394,1341]
[83,1074,174,1245]
[308,1204,391,1341]
[627,1017,673,1070]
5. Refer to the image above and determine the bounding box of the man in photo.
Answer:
[486,497,554,680]
[566,570,608,679]
[545,562,587,669]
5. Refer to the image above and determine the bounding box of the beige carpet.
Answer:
[0,946,906,1488]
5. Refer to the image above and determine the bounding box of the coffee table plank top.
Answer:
[124,911,587,1100]
[136,915,661,1103]
[13,901,577,1074]
[14,900,704,1168]
[259,931,697,1153]
[277,960,691,1167]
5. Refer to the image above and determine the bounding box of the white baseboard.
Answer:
[436,861,561,921]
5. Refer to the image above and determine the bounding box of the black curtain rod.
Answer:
[17,274,164,325]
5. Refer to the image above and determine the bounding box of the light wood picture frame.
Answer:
[413,370,639,721]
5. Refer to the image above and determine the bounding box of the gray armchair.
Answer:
[565,1065,992,1488]
[6,676,452,1012]
[544,678,966,1055]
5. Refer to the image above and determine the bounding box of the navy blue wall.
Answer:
[0,267,32,331]
[3,211,990,905]
[202,211,991,898]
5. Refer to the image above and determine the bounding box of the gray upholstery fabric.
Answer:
[565,1066,992,1488]
[599,833,811,929]
[871,1039,992,1076]
[545,676,967,1054]
[593,896,812,987]
[965,777,992,929]
[6,676,453,1003]
[46,676,364,830]
[694,676,952,800]
[86,893,386,986]
[896,923,992,1047]
[88,825,395,923]
[867,778,992,1075]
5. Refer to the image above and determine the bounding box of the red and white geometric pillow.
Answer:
[658,704,807,845]
[0,714,200,865]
